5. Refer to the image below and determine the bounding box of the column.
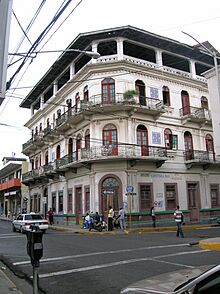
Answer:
[53,79,58,95]
[155,49,163,68]
[70,61,75,79]
[91,42,98,64]
[40,95,44,110]
[117,38,124,60]
[89,172,96,212]
[189,60,197,78]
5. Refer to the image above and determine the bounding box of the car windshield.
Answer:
[25,214,43,220]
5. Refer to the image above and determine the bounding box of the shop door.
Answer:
[75,187,82,225]
[187,182,200,222]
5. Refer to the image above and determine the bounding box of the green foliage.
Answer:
[123,89,138,100]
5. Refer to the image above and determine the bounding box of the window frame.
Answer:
[165,183,178,210]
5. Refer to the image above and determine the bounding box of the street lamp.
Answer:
[8,48,100,59]
[182,31,220,99]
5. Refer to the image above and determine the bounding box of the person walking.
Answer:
[118,207,126,230]
[48,208,54,225]
[108,206,114,231]
[150,206,156,228]
[174,205,184,238]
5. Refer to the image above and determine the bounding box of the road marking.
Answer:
[0,235,23,239]
[36,249,209,279]
[13,243,190,266]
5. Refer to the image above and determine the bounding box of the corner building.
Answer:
[21,26,220,226]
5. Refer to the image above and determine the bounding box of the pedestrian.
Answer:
[118,207,126,230]
[150,206,156,228]
[48,208,54,225]
[174,205,184,238]
[108,205,114,231]
[84,212,91,229]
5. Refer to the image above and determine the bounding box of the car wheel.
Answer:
[12,225,16,232]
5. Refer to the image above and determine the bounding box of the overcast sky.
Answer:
[1,0,220,165]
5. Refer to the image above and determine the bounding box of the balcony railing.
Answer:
[180,106,211,121]
[55,144,167,170]
[0,178,21,191]
[184,150,215,162]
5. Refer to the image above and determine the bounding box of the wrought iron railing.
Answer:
[180,106,211,120]
[184,150,215,161]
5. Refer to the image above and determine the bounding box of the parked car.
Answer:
[12,213,48,233]
[120,264,220,294]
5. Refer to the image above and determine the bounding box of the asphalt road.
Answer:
[1,220,220,294]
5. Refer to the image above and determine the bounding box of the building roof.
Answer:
[19,25,215,109]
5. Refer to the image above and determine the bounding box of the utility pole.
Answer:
[0,0,13,105]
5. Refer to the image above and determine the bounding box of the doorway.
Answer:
[187,182,200,222]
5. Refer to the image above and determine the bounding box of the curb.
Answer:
[199,238,220,251]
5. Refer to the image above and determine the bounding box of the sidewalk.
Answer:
[0,265,21,294]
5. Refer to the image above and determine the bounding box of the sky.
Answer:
[1,0,220,165]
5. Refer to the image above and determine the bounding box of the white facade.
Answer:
[21,26,220,225]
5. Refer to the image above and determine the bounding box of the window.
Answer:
[84,86,89,101]
[195,271,220,294]
[57,109,61,119]
[164,128,172,149]
[46,118,50,128]
[58,191,63,213]
[85,129,90,149]
[52,192,56,213]
[39,123,42,132]
[172,135,178,150]
[56,145,61,160]
[101,78,115,104]
[140,184,152,211]
[45,151,49,165]
[84,186,90,212]
[201,96,208,109]
[210,184,219,208]
[162,86,170,106]
[135,80,146,106]
[137,125,148,156]
[184,131,194,160]
[102,124,118,155]
[181,90,190,115]
[67,189,73,213]
[165,184,177,210]
[205,134,215,160]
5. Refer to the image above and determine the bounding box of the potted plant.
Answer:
[123,89,138,104]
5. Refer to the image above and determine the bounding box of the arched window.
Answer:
[205,134,215,160]
[45,151,49,165]
[35,157,39,169]
[66,99,72,117]
[75,92,80,112]
[35,126,38,135]
[201,96,208,109]
[164,128,172,149]
[101,78,115,104]
[137,125,148,156]
[162,86,170,106]
[57,109,61,119]
[181,90,190,115]
[102,124,118,155]
[39,123,42,132]
[76,134,82,160]
[135,80,146,106]
[85,129,90,149]
[184,131,194,160]
[68,138,73,162]
[84,86,89,101]
[56,145,61,160]
[46,118,50,128]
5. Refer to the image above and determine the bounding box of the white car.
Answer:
[12,213,48,233]
[120,264,220,294]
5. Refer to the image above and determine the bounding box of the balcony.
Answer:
[43,126,59,140]
[180,107,212,126]
[22,167,48,185]
[55,144,168,171]
[55,94,165,132]
[0,178,21,191]
[22,133,45,155]
[184,150,219,169]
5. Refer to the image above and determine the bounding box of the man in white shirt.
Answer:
[174,205,184,238]
[118,207,126,230]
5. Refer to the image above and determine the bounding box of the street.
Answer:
[1,220,220,294]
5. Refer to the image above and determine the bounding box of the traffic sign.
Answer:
[126,185,134,193]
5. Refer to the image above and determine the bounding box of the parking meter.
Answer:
[26,225,43,267]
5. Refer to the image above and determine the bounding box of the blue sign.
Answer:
[126,185,134,193]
